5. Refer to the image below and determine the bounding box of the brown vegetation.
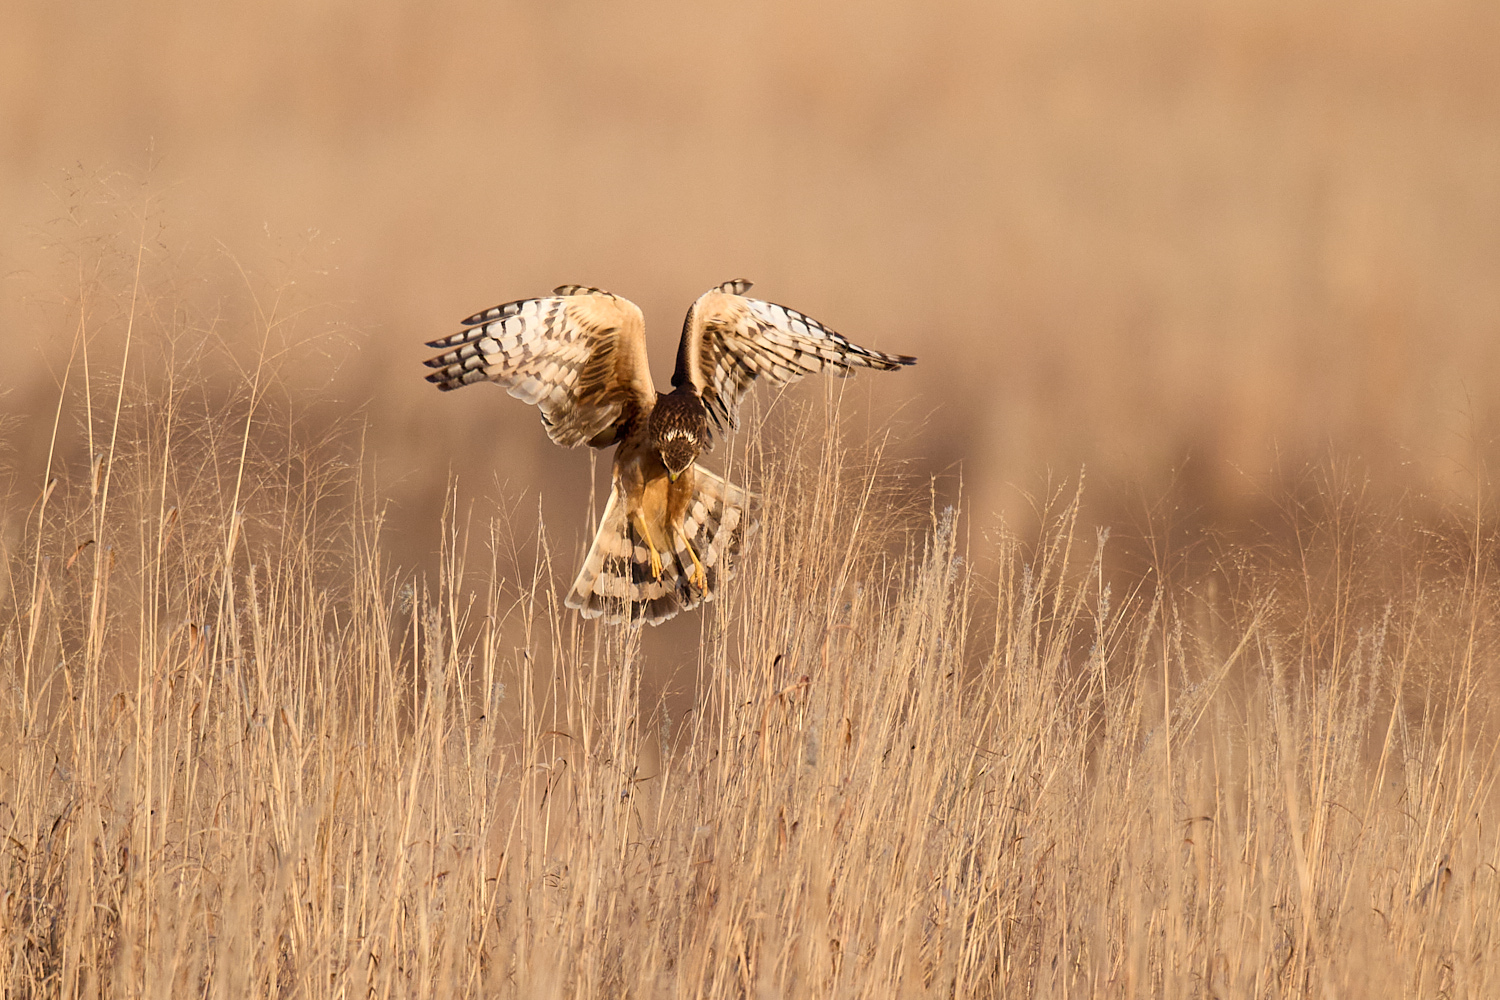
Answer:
[2,230,1498,997]
[6,0,1500,540]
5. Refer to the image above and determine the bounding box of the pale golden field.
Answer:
[2,219,1499,997]
[4,0,1500,996]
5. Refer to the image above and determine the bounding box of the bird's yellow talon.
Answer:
[636,513,665,579]
[678,530,709,591]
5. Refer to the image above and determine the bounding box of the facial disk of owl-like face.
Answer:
[658,429,697,480]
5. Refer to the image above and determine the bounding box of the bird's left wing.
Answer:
[424,286,655,449]
[672,280,916,438]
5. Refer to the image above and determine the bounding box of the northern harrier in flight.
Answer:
[423,280,915,625]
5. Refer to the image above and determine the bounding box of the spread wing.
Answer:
[423,286,655,449]
[672,280,917,437]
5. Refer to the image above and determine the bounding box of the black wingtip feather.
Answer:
[863,354,917,371]
[459,300,523,326]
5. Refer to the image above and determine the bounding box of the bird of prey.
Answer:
[423,280,915,625]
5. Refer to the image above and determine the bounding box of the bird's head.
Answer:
[651,390,708,481]
[657,428,698,481]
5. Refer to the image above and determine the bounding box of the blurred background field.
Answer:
[5,0,1500,555]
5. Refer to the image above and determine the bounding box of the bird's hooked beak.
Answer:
[667,469,681,483]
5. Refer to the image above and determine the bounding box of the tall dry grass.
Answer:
[4,235,1500,999]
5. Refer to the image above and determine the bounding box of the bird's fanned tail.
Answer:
[567,467,751,625]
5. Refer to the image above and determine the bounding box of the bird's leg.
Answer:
[633,512,664,579]
[676,527,708,591]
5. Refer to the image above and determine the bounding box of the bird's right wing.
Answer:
[673,280,917,438]
[423,286,656,449]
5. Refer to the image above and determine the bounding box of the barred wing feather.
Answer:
[675,280,917,437]
[422,287,655,449]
